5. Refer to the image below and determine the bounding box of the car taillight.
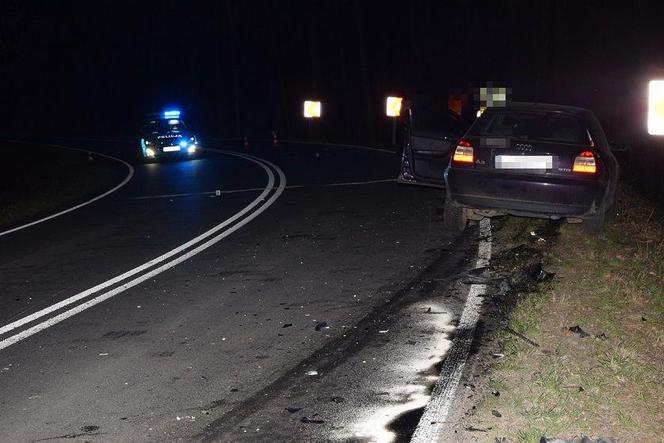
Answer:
[572,150,597,173]
[453,139,474,164]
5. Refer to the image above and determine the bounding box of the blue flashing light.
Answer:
[164,109,181,118]
[179,140,188,148]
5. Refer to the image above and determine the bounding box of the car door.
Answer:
[398,130,454,187]
[397,107,468,187]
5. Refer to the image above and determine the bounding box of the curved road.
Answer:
[0,139,478,442]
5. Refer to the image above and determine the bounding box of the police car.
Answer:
[140,110,200,161]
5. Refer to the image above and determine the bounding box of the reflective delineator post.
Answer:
[243,136,249,149]
[304,100,321,140]
[272,130,279,148]
[386,96,403,146]
[648,80,664,135]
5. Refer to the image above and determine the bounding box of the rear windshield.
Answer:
[468,110,589,144]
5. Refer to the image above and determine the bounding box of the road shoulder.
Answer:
[0,141,129,231]
[440,185,663,442]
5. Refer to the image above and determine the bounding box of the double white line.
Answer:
[0,150,286,351]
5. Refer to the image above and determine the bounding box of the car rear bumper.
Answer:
[446,168,606,218]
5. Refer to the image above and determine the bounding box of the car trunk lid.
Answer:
[465,136,598,178]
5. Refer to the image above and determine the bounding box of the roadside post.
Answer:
[386,96,403,146]
[303,100,321,139]
[648,80,664,135]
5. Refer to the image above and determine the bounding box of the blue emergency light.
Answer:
[163,109,181,118]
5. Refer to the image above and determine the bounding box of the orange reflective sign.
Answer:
[303,100,321,118]
[386,96,403,117]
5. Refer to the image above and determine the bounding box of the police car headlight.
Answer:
[145,147,156,157]
[187,145,197,154]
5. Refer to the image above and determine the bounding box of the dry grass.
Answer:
[471,186,664,442]
[0,145,122,229]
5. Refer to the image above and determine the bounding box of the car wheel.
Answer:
[584,206,605,234]
[443,198,468,232]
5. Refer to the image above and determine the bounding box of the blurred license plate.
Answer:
[163,146,181,152]
[495,155,552,169]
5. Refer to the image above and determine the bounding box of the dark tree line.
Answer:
[0,0,663,144]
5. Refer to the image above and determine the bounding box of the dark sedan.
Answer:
[443,102,619,233]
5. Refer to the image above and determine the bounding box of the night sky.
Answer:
[1,1,663,142]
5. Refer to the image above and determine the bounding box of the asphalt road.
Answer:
[0,139,479,442]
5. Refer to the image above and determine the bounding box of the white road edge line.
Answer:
[0,141,135,239]
[411,217,492,442]
[132,188,266,200]
[0,152,285,347]
[286,178,397,189]
[134,178,397,200]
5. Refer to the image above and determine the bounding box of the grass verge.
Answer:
[470,186,664,442]
[0,143,127,230]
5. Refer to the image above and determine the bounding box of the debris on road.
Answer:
[465,426,492,432]
[505,327,540,347]
[314,322,328,331]
[176,415,196,422]
[493,279,512,298]
[285,407,302,413]
[491,409,502,418]
[305,370,319,376]
[527,262,555,282]
[568,325,591,338]
[282,323,293,328]
[540,437,616,443]
[300,416,325,424]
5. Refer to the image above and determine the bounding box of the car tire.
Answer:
[443,198,468,232]
[583,206,605,234]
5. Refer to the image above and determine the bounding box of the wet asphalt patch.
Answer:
[195,226,479,442]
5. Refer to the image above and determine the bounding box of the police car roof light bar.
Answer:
[163,110,181,118]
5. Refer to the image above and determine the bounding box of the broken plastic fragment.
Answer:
[568,325,590,338]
